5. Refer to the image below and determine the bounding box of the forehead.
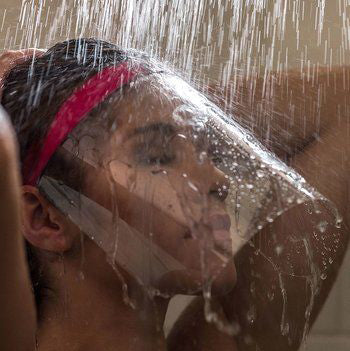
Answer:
[67,73,224,157]
[111,74,210,135]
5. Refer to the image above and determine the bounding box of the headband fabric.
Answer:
[23,61,143,185]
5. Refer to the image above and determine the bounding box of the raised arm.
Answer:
[168,67,350,351]
[210,66,350,159]
[0,50,44,351]
[0,107,36,351]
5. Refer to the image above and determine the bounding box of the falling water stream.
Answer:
[1,0,350,350]
[2,1,350,82]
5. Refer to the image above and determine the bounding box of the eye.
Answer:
[134,142,176,166]
[142,153,175,166]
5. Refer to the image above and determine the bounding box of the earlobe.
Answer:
[21,185,75,252]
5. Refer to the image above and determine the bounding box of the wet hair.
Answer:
[0,38,143,316]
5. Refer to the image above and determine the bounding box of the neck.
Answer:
[36,247,169,351]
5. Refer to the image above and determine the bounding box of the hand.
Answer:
[0,48,45,98]
[0,49,45,166]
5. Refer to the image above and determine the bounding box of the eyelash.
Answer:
[144,154,175,165]
[134,143,176,166]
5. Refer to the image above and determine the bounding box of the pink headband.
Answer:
[23,61,144,185]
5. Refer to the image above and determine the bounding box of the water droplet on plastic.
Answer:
[317,221,328,233]
[255,170,264,178]
[281,322,290,336]
[246,305,256,324]
[275,245,284,256]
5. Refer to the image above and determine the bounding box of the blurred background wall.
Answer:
[1,1,350,350]
[2,1,350,83]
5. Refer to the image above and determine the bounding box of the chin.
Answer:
[153,259,237,297]
[209,259,237,296]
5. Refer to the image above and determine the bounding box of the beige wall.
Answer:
[1,1,350,82]
[1,1,350,349]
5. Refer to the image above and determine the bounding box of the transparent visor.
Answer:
[37,74,332,293]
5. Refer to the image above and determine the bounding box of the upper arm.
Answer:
[171,68,350,351]
[222,69,350,350]
[0,112,36,351]
[211,66,350,159]
[221,121,350,351]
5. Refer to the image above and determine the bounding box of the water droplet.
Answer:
[79,271,85,280]
[335,217,343,229]
[267,291,275,301]
[281,322,290,336]
[317,221,328,233]
[275,245,284,256]
[266,216,274,223]
[246,306,256,324]
[256,169,265,178]
[187,181,198,192]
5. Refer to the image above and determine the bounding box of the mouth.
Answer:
[209,214,231,231]
[213,240,232,257]
[209,214,233,255]
[182,214,233,256]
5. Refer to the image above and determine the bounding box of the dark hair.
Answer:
[0,38,141,316]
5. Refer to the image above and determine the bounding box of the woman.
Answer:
[1,38,243,351]
[0,39,348,351]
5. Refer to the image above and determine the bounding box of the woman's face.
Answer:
[80,73,236,294]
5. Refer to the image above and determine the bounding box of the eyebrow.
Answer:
[129,122,177,138]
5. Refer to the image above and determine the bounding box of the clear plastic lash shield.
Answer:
[36,72,333,293]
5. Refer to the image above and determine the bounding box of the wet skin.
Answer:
[168,67,350,351]
[2,47,349,351]
[1,69,238,351]
[69,72,238,293]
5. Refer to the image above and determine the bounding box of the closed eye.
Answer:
[133,138,176,166]
[138,152,176,166]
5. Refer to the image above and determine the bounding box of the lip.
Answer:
[209,214,231,231]
[208,214,233,255]
[182,214,233,255]
[213,242,232,258]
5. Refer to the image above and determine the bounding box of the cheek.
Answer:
[111,177,206,270]
[102,161,233,273]
[113,178,187,246]
[110,162,205,227]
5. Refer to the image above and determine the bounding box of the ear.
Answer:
[21,185,77,252]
